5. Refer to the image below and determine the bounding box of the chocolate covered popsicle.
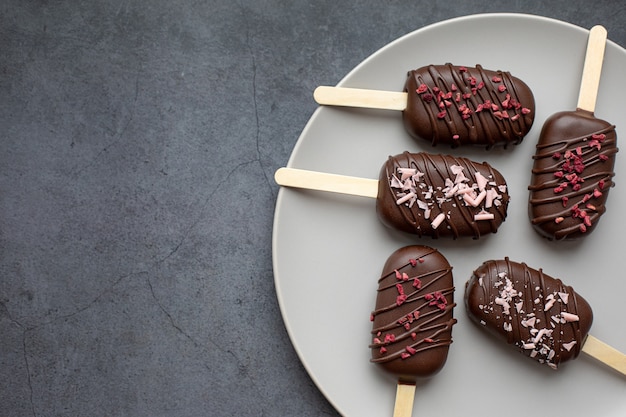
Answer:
[314,63,535,148]
[370,245,456,416]
[465,258,626,374]
[529,25,618,240]
[274,151,510,239]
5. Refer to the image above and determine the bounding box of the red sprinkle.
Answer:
[384,334,396,343]
[416,84,428,94]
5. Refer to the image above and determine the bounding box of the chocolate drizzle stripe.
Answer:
[370,316,456,364]
[371,287,455,326]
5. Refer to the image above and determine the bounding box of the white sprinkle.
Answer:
[561,312,580,322]
[431,212,446,229]
[475,171,489,191]
[562,341,577,351]
[474,210,495,221]
[396,192,416,205]
[558,292,570,304]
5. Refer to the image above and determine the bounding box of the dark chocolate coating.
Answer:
[370,245,456,380]
[465,258,593,369]
[376,152,509,239]
[528,110,618,240]
[403,64,535,148]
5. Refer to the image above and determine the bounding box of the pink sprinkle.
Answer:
[370,314,375,322]
[459,66,467,72]
[396,283,405,294]
[599,154,609,161]
[409,258,417,267]
[416,84,428,94]
[412,278,422,289]
[418,258,425,263]
[395,270,402,280]
[521,107,531,114]
[411,332,417,340]
[594,188,603,198]
[498,85,507,92]
[380,347,387,354]
[401,353,411,359]
[492,76,502,82]
[396,294,407,306]
[437,110,447,119]
[424,338,435,343]
[406,346,417,355]
[373,337,381,344]
[599,179,606,189]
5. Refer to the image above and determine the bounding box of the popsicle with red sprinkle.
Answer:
[370,245,456,416]
[529,25,618,240]
[314,63,535,148]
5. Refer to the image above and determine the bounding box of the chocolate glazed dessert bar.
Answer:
[314,63,535,148]
[370,245,456,379]
[274,151,510,239]
[529,25,618,240]
[370,245,456,416]
[465,258,592,369]
[376,152,509,239]
[403,64,535,148]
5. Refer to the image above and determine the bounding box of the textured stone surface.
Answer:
[1,1,625,416]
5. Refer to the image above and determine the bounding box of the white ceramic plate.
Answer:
[273,13,626,417]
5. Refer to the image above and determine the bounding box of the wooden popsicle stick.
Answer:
[582,334,626,376]
[577,25,608,112]
[392,381,416,417]
[314,86,408,111]
[274,167,379,198]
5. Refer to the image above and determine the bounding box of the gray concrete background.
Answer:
[2,1,625,416]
